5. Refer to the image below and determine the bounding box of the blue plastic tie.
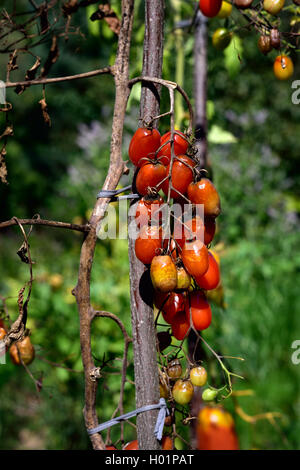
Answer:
[87,398,169,442]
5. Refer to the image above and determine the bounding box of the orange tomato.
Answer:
[181,239,209,278]
[187,178,221,218]
[197,406,239,450]
[135,225,162,265]
[273,55,294,81]
[150,255,177,292]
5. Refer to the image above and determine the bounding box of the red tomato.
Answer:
[197,406,239,450]
[186,291,212,331]
[123,440,139,450]
[181,239,209,278]
[129,128,161,167]
[157,130,189,165]
[162,155,196,200]
[171,311,190,340]
[187,178,221,218]
[154,291,187,324]
[204,217,216,245]
[135,194,165,229]
[195,251,220,290]
[135,225,162,265]
[136,161,166,196]
[199,0,222,17]
[105,445,117,450]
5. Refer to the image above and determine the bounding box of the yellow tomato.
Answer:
[217,1,233,18]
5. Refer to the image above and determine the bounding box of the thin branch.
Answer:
[5,66,113,88]
[0,217,90,232]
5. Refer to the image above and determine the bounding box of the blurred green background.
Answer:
[0,0,299,450]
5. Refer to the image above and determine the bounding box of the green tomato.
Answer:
[212,28,232,51]
[263,0,285,15]
[202,387,218,402]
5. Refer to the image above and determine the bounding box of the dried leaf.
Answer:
[0,126,13,140]
[17,242,30,264]
[0,146,8,184]
[39,98,51,126]
[90,4,120,35]
[26,57,41,81]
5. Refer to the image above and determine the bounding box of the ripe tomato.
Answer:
[181,239,209,278]
[216,1,232,18]
[172,379,194,405]
[199,0,222,17]
[123,440,139,450]
[195,251,220,291]
[129,127,161,167]
[136,161,166,196]
[157,130,188,165]
[167,358,182,379]
[187,178,221,218]
[197,406,239,450]
[212,28,232,51]
[174,216,205,250]
[150,255,177,292]
[204,217,216,245]
[9,336,35,366]
[105,445,117,450]
[186,291,212,331]
[162,155,196,200]
[135,194,165,229]
[190,366,208,387]
[273,55,294,81]
[263,0,285,15]
[171,311,190,340]
[135,225,162,265]
[154,291,186,324]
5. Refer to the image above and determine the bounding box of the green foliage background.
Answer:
[0,0,299,450]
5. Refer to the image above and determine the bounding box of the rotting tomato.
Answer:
[167,358,182,379]
[150,255,177,292]
[187,178,221,218]
[162,155,196,200]
[258,35,272,55]
[186,291,212,331]
[273,55,294,81]
[172,379,194,405]
[9,336,35,366]
[135,193,165,229]
[128,127,161,167]
[181,239,209,278]
[136,161,166,196]
[195,251,220,291]
[176,264,191,291]
[199,0,222,17]
[234,0,253,7]
[157,130,189,165]
[135,225,162,265]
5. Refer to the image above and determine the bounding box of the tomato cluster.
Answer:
[130,126,222,341]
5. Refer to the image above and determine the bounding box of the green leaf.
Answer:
[224,34,243,78]
[208,124,238,144]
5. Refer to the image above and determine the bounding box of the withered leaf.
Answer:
[0,126,13,140]
[39,98,51,126]
[17,242,30,264]
[90,4,120,35]
[0,146,8,184]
